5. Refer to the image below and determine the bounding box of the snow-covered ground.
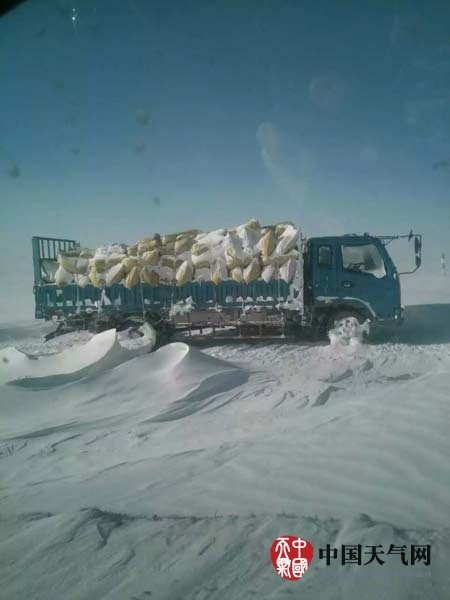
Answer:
[1,305,450,599]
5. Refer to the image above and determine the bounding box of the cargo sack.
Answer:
[159,266,175,283]
[55,266,73,286]
[195,267,211,282]
[191,242,209,256]
[174,236,193,255]
[79,248,94,259]
[58,252,79,274]
[122,256,140,273]
[243,258,261,284]
[177,229,200,237]
[75,274,90,287]
[280,257,297,283]
[126,244,138,256]
[141,266,160,286]
[261,263,276,284]
[212,258,228,285]
[246,218,261,230]
[41,259,58,283]
[124,266,140,288]
[260,229,277,259]
[92,258,106,271]
[75,257,89,274]
[231,267,244,283]
[263,248,299,266]
[176,260,194,286]
[237,223,261,257]
[192,253,210,269]
[275,224,299,255]
[89,268,106,288]
[141,249,159,266]
[160,255,176,268]
[162,234,177,245]
[105,254,125,269]
[159,241,175,255]
[105,263,125,286]
[137,239,159,254]
[275,223,289,238]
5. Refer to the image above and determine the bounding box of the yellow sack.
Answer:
[122,256,140,273]
[159,242,175,255]
[93,257,106,271]
[176,260,194,286]
[225,250,241,270]
[231,267,244,283]
[191,243,209,256]
[105,263,125,286]
[244,258,261,284]
[75,274,90,287]
[141,250,159,266]
[174,236,193,255]
[124,266,140,288]
[127,244,138,256]
[141,267,160,286]
[260,229,276,259]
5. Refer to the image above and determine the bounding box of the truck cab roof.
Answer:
[307,234,379,245]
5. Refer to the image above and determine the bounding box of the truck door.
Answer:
[337,240,399,319]
[310,242,338,299]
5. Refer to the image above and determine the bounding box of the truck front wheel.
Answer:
[327,310,369,342]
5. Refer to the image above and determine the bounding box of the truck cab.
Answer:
[305,234,403,328]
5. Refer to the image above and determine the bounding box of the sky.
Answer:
[0,0,449,320]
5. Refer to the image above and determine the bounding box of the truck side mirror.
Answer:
[414,237,422,254]
[415,255,421,268]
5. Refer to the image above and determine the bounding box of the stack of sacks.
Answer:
[52,220,300,288]
[54,248,94,287]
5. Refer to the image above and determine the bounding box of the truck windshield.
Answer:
[341,243,386,278]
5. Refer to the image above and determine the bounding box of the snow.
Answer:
[0,305,449,598]
[0,329,152,387]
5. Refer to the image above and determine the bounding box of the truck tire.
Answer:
[327,309,368,340]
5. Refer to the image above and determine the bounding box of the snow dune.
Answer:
[1,309,450,598]
[0,329,152,387]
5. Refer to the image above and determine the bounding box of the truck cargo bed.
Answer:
[34,280,294,319]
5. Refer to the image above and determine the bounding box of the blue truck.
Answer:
[32,231,422,343]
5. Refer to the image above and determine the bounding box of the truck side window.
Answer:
[341,244,386,278]
[318,245,332,267]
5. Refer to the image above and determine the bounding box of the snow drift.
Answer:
[0,329,152,387]
[0,314,449,599]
